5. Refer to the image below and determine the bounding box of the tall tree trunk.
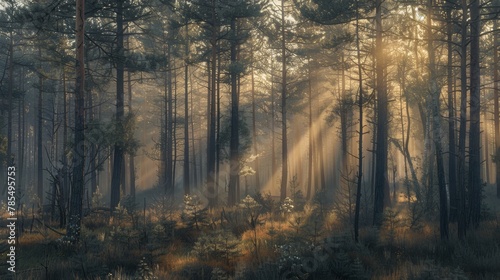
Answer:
[457,0,468,239]
[373,0,389,226]
[427,0,448,240]
[251,47,260,192]
[280,0,288,200]
[66,0,85,242]
[166,45,174,195]
[271,56,276,195]
[18,71,24,195]
[7,30,13,168]
[494,19,500,199]
[183,24,190,196]
[206,0,218,207]
[86,50,97,197]
[228,17,240,206]
[128,66,136,198]
[354,6,364,242]
[446,5,458,222]
[468,0,481,229]
[216,40,222,202]
[61,68,68,227]
[110,0,125,211]
[307,62,313,201]
[37,46,44,207]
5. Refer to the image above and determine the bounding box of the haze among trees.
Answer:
[0,0,499,279]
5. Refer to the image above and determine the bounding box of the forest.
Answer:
[0,0,500,279]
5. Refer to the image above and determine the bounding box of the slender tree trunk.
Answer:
[494,18,500,199]
[18,72,24,195]
[228,17,240,206]
[457,0,468,239]
[7,30,13,167]
[206,1,218,207]
[216,40,222,201]
[183,24,190,196]
[66,0,85,242]
[427,0,448,240]
[110,0,125,211]
[373,0,389,226]
[166,45,174,195]
[61,68,68,226]
[307,62,313,201]
[354,6,364,242]
[271,57,276,194]
[127,37,136,201]
[37,46,44,207]
[447,5,458,222]
[468,0,481,229]
[251,47,260,191]
[128,66,136,198]
[190,72,198,189]
[280,0,288,200]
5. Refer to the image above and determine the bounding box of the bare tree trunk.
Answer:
[427,0,448,240]
[128,66,136,198]
[251,46,260,192]
[228,17,240,206]
[446,4,458,222]
[183,24,190,196]
[7,30,13,167]
[166,45,174,195]
[457,0,468,239]
[468,0,481,230]
[307,62,313,201]
[271,56,276,195]
[280,0,288,200]
[37,46,44,207]
[493,19,500,199]
[66,0,85,242]
[354,6,364,242]
[110,0,125,211]
[373,0,389,226]
[206,0,218,207]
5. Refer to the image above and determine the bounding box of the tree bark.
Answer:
[206,0,218,207]
[493,19,500,199]
[457,0,468,239]
[373,0,389,227]
[66,0,85,242]
[280,0,288,200]
[183,24,190,196]
[354,5,364,242]
[427,0,448,240]
[468,0,481,229]
[110,0,125,211]
[37,46,44,207]
[446,4,458,222]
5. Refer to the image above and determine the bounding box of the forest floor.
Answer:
[0,186,499,280]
